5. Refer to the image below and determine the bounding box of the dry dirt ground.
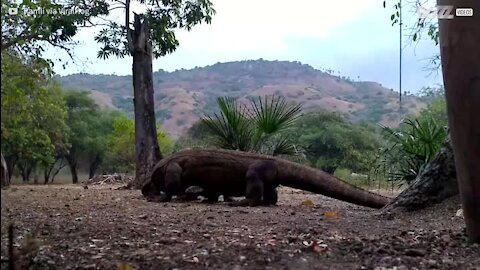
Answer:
[1,185,479,270]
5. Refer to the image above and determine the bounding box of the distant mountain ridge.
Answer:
[56,59,427,137]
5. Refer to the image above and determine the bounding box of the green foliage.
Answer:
[375,94,448,185]
[334,168,370,187]
[173,120,216,151]
[102,116,135,173]
[103,116,173,173]
[416,97,448,128]
[63,91,101,159]
[112,95,134,116]
[1,0,109,62]
[202,95,301,156]
[95,0,215,59]
[1,52,69,174]
[376,117,447,185]
[290,111,382,174]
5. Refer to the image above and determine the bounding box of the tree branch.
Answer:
[46,40,75,60]
[1,32,40,51]
[125,0,134,54]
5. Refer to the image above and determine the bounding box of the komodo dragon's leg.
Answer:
[229,160,278,207]
[262,188,278,205]
[201,193,220,203]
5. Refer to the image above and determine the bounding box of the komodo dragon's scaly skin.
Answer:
[141,149,392,208]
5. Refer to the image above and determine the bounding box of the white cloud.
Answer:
[174,0,379,53]
[43,0,442,92]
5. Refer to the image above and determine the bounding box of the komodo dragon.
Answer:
[141,149,391,208]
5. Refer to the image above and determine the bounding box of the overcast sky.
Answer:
[47,0,443,93]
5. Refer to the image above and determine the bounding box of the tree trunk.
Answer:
[382,137,458,212]
[437,0,480,243]
[130,14,162,189]
[66,156,79,184]
[88,154,101,180]
[44,170,50,184]
[51,159,66,183]
[18,163,32,183]
[1,153,9,188]
[44,163,54,184]
[5,156,16,181]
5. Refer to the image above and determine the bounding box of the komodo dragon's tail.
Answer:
[278,161,392,209]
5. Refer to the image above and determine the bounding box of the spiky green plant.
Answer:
[201,95,301,156]
[375,117,447,185]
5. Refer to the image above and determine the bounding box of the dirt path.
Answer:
[1,185,479,270]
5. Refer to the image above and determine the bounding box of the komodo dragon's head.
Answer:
[141,181,154,197]
[141,164,167,197]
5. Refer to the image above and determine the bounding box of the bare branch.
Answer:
[46,40,75,60]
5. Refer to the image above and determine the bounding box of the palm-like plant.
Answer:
[202,95,302,156]
[375,117,447,185]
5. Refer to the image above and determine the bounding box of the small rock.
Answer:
[456,209,463,218]
[239,255,246,261]
[83,185,88,189]
[441,234,451,243]
[427,259,437,267]
[397,265,409,270]
[442,258,454,265]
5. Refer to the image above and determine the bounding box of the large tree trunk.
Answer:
[46,158,66,184]
[44,161,55,184]
[382,137,458,212]
[1,153,9,188]
[18,163,32,183]
[129,14,162,189]
[437,0,480,243]
[5,156,16,181]
[52,161,65,183]
[33,173,38,185]
[88,154,101,180]
[66,156,79,184]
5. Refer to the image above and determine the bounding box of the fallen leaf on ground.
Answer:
[300,200,315,207]
[323,211,339,219]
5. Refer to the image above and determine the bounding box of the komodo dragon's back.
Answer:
[147,149,392,208]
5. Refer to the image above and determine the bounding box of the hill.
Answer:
[56,60,427,137]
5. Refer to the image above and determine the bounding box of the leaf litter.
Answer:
[1,185,479,270]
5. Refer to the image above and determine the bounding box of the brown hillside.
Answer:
[57,60,426,137]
